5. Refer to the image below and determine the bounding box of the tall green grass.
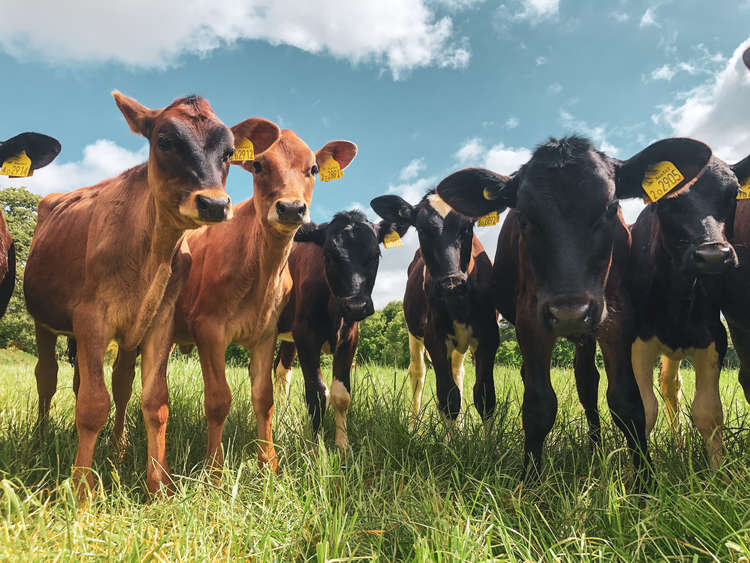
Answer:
[0,347,748,560]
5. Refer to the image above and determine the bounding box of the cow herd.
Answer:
[0,49,746,498]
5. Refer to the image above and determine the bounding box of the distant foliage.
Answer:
[357,301,410,367]
[0,187,41,352]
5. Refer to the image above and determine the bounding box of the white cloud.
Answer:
[535,55,547,66]
[515,0,560,22]
[639,7,659,28]
[455,138,531,174]
[388,175,438,205]
[650,64,676,81]
[399,158,426,181]
[0,0,472,79]
[611,11,630,22]
[645,45,725,83]
[653,38,750,163]
[3,139,148,196]
[548,82,563,94]
[559,110,620,156]
[505,116,520,129]
[432,0,486,10]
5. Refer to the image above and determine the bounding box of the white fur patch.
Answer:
[427,193,453,218]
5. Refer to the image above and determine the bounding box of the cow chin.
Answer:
[266,207,309,234]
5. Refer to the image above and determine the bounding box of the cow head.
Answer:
[113,91,280,229]
[0,132,61,174]
[294,210,409,322]
[371,191,477,314]
[654,154,740,276]
[436,136,713,337]
[233,130,356,236]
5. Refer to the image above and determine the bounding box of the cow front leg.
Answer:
[631,337,661,436]
[249,334,278,471]
[297,340,329,437]
[34,322,59,428]
[726,318,750,403]
[472,327,498,437]
[574,336,601,448]
[658,355,682,433]
[111,347,138,456]
[273,341,297,407]
[692,339,724,469]
[407,332,427,422]
[426,333,461,438]
[331,323,358,451]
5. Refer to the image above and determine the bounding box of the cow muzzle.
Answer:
[179,189,232,225]
[338,296,374,322]
[270,198,309,232]
[690,242,737,274]
[540,296,600,337]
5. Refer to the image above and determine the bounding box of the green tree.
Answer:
[0,186,41,352]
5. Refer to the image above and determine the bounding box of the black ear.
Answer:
[732,154,750,187]
[376,219,410,243]
[294,222,327,245]
[370,195,415,224]
[743,46,750,71]
[434,167,517,219]
[614,138,712,200]
[0,132,61,171]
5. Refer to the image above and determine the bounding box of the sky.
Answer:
[0,0,749,307]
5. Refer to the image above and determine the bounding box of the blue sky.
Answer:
[1,0,749,305]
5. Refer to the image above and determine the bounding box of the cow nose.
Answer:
[276,200,307,224]
[542,301,594,336]
[196,194,231,223]
[341,299,373,321]
[693,244,735,273]
[438,275,467,293]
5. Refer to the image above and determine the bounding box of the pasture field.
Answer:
[0,348,748,561]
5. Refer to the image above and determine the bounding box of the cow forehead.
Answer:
[159,97,222,128]
[264,129,314,166]
[329,220,378,249]
[426,193,454,218]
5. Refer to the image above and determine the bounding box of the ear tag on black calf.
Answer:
[233,138,255,162]
[0,151,32,177]
[383,231,402,249]
[477,211,499,227]
[642,161,684,203]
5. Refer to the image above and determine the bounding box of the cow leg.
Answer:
[425,333,461,435]
[726,319,750,403]
[273,341,297,407]
[473,330,498,436]
[516,322,556,480]
[194,326,230,470]
[692,340,724,469]
[574,336,601,448]
[34,322,59,427]
[249,334,278,471]
[330,324,358,451]
[71,308,112,496]
[296,341,329,437]
[631,337,660,436]
[111,347,137,455]
[407,333,427,421]
[658,355,682,433]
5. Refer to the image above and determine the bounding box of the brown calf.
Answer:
[111,130,357,471]
[0,132,61,316]
[24,92,280,494]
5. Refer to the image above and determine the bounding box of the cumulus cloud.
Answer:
[559,110,620,156]
[639,7,659,28]
[4,139,147,196]
[653,38,750,163]
[645,45,725,83]
[515,0,560,22]
[456,137,531,173]
[399,158,426,181]
[0,0,472,79]
[650,64,676,81]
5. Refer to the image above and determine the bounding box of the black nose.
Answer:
[276,200,307,224]
[196,194,230,222]
[693,244,735,273]
[340,298,374,321]
[542,301,594,336]
[437,275,467,293]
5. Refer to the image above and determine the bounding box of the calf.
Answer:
[24,92,280,494]
[436,137,713,487]
[273,210,409,450]
[111,130,357,471]
[371,190,499,432]
[0,132,61,316]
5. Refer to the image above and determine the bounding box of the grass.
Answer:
[0,348,749,561]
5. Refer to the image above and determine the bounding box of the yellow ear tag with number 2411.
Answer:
[320,157,343,182]
[383,231,402,249]
[477,210,499,227]
[0,151,32,177]
[233,138,254,162]
[642,161,684,203]
[737,178,750,200]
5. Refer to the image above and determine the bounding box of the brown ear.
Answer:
[316,141,357,170]
[230,118,281,166]
[112,91,159,138]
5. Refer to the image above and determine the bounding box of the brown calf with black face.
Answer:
[0,132,61,316]
[111,130,357,472]
[24,92,280,495]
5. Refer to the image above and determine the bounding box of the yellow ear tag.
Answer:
[642,161,684,203]
[737,178,750,200]
[477,210,499,227]
[232,138,254,162]
[320,157,343,182]
[383,231,402,249]
[0,151,32,177]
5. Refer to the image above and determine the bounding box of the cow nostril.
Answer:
[276,201,288,215]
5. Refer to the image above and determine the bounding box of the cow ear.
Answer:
[743,46,750,70]
[230,118,281,168]
[370,195,415,225]
[112,91,159,139]
[0,132,61,170]
[377,219,410,243]
[435,168,517,219]
[731,154,750,188]
[294,222,327,245]
[316,141,357,171]
[614,138,712,201]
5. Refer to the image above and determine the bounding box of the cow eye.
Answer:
[221,148,235,163]
[253,161,262,174]
[157,136,172,151]
[311,164,319,175]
